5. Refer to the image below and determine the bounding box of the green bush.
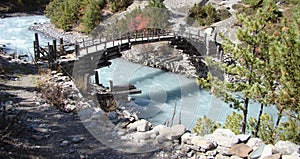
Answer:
[193,115,220,136]
[223,112,243,134]
[188,3,230,26]
[45,0,133,33]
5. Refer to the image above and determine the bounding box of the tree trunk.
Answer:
[275,108,283,127]
[254,103,264,137]
[241,98,249,134]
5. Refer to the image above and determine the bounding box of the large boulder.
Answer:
[260,144,277,159]
[263,154,281,159]
[127,119,151,132]
[212,129,239,148]
[181,132,196,145]
[230,143,253,158]
[249,143,265,159]
[191,136,216,151]
[131,132,151,140]
[159,124,186,140]
[247,138,264,151]
[275,141,300,155]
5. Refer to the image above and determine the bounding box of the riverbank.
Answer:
[0,50,158,158]
[0,11,44,18]
[1,50,300,158]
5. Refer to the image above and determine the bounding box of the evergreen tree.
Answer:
[198,0,280,134]
[193,115,220,136]
[82,0,103,34]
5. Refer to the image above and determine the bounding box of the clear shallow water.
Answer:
[2,16,279,130]
[0,16,52,59]
[95,59,279,130]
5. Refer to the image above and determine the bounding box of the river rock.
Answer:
[72,136,84,143]
[181,132,195,145]
[159,127,172,136]
[60,140,70,147]
[281,155,299,159]
[217,146,233,156]
[132,132,151,140]
[247,138,264,151]
[260,144,275,159]
[275,141,300,155]
[212,129,239,148]
[158,125,185,140]
[156,134,170,144]
[249,143,265,159]
[191,136,215,150]
[127,119,151,132]
[170,124,186,140]
[263,154,281,159]
[153,125,166,134]
[123,110,131,119]
[291,151,300,157]
[230,143,253,158]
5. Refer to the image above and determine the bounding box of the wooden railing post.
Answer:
[95,70,100,85]
[48,43,53,62]
[34,33,40,60]
[128,32,130,43]
[120,32,122,44]
[53,40,57,60]
[59,38,64,55]
[75,41,80,57]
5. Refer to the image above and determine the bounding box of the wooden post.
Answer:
[53,40,57,60]
[34,33,40,60]
[128,32,130,43]
[59,38,64,55]
[204,33,207,45]
[120,32,122,44]
[95,70,100,85]
[48,43,53,62]
[75,43,80,57]
[33,41,37,61]
[109,80,113,92]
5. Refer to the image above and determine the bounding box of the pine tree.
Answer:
[198,0,280,134]
[82,0,102,34]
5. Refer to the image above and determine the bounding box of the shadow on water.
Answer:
[133,80,199,102]
[128,70,165,84]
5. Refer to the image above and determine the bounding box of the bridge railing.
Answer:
[77,29,173,49]
[77,29,205,50]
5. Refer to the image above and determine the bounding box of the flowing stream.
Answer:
[0,15,51,59]
[1,16,279,130]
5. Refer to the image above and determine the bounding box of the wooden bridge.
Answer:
[34,28,224,109]
[73,29,222,71]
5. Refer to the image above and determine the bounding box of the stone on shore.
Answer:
[230,143,253,158]
[191,136,216,151]
[159,124,186,140]
[212,129,239,148]
[275,141,300,155]
[127,119,151,132]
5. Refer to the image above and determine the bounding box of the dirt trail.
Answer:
[0,57,155,158]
